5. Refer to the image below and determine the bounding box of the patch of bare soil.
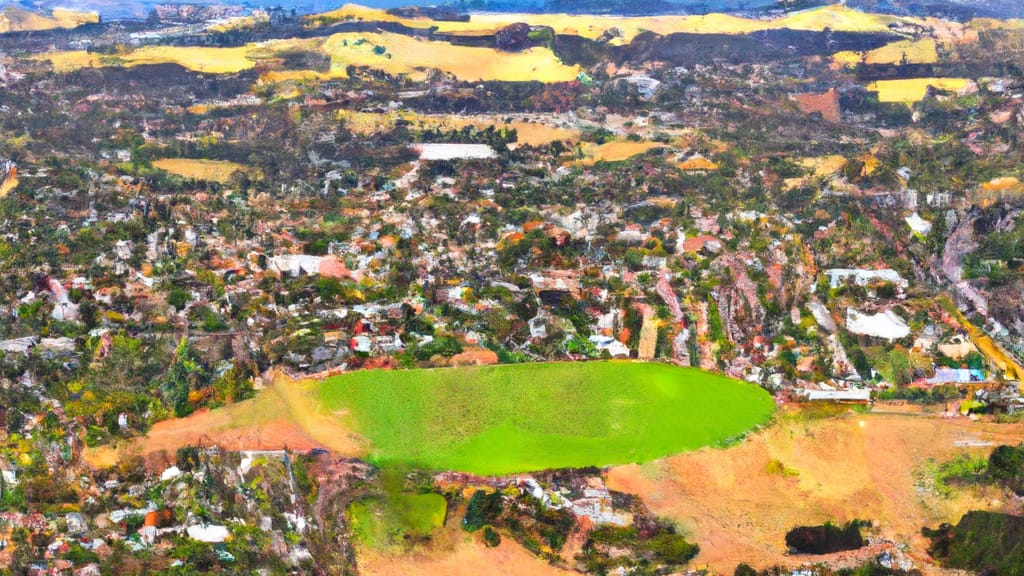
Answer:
[357,525,575,576]
[83,371,366,467]
[607,412,1024,574]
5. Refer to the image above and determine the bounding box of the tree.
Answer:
[888,348,912,387]
[161,337,210,417]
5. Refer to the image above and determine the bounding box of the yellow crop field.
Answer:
[311,3,921,43]
[152,159,248,183]
[866,77,972,103]
[336,110,579,145]
[44,44,261,74]
[802,155,848,177]
[507,121,579,146]
[319,32,579,82]
[833,38,939,68]
[0,6,98,34]
[579,141,666,165]
[44,31,578,84]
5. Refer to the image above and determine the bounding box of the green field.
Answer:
[348,493,448,548]
[321,361,775,475]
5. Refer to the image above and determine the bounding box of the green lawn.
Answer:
[321,361,774,475]
[348,493,448,548]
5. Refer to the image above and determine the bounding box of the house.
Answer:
[929,367,985,385]
[0,336,38,355]
[846,309,910,340]
[682,235,722,254]
[938,335,977,360]
[825,268,907,290]
[413,143,496,161]
[799,388,872,403]
[588,335,630,358]
[187,523,229,543]
[530,271,580,305]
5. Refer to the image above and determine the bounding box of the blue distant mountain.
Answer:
[1,0,1021,22]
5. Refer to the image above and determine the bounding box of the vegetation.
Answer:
[785,521,867,554]
[925,511,1024,576]
[577,518,700,575]
[321,362,774,474]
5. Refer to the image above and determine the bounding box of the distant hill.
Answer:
[0,0,1020,23]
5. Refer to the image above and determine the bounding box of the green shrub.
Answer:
[988,444,1024,495]
[483,526,501,547]
[463,490,504,532]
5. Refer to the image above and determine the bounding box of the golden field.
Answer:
[152,159,249,183]
[318,32,579,82]
[866,77,973,103]
[0,6,97,34]
[336,109,579,146]
[578,140,666,164]
[833,38,940,68]
[313,3,924,43]
[42,31,578,84]
[44,45,262,74]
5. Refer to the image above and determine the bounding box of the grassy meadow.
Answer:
[320,361,774,475]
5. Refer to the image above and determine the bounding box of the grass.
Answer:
[152,159,248,183]
[348,493,447,548]
[320,361,775,475]
[348,467,448,549]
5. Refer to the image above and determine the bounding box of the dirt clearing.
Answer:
[607,411,1024,573]
[83,371,365,467]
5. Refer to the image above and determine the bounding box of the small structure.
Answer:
[413,143,497,161]
[846,309,910,340]
[187,523,230,543]
[799,388,872,403]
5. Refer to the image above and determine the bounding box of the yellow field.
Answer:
[43,31,577,83]
[45,45,261,74]
[784,155,848,189]
[833,38,939,68]
[0,6,97,34]
[319,32,579,82]
[803,155,849,177]
[336,109,578,145]
[866,77,972,103]
[579,140,666,164]
[312,3,918,43]
[152,159,248,183]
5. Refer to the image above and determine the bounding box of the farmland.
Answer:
[151,158,249,183]
[320,361,775,475]
[866,77,973,103]
[312,4,921,43]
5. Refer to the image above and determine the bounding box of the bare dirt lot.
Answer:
[83,371,366,468]
[607,410,1024,574]
[357,518,575,576]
